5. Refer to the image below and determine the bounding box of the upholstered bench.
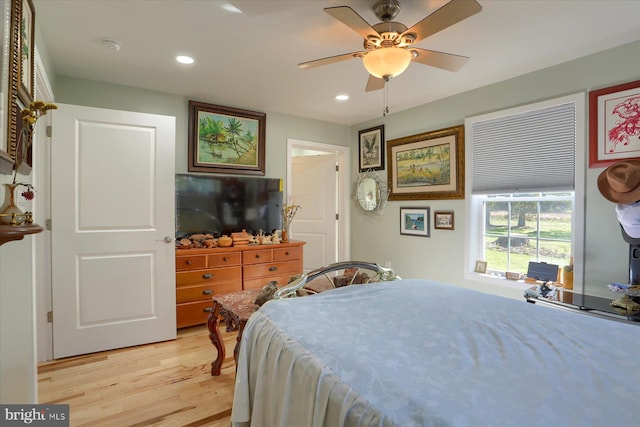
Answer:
[207,279,337,376]
[207,288,262,376]
[206,262,396,376]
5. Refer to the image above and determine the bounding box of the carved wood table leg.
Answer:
[234,320,248,369]
[207,301,225,376]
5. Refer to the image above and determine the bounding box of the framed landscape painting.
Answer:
[17,0,34,103]
[434,210,454,230]
[387,125,464,200]
[400,207,430,237]
[188,101,266,175]
[0,0,13,173]
[1,0,25,174]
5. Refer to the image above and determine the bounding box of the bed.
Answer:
[230,265,639,426]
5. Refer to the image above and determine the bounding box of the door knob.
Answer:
[161,236,172,243]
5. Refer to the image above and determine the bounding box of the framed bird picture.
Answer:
[358,125,385,172]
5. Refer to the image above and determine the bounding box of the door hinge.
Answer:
[336,213,339,220]
[335,164,339,172]
[47,311,53,323]
[46,125,52,138]
[45,218,52,230]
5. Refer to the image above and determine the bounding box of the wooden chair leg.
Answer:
[207,302,225,376]
[234,321,247,370]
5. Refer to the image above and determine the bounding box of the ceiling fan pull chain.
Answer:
[383,79,390,116]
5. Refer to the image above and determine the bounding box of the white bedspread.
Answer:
[231,279,640,426]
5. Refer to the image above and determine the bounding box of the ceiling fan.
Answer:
[299,0,482,92]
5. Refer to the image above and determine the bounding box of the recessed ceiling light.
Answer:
[336,94,349,101]
[176,55,194,64]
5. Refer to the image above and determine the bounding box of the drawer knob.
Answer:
[203,273,213,279]
[223,257,228,262]
[186,260,192,265]
[269,266,278,272]
[203,307,213,313]
[285,251,290,256]
[255,254,261,259]
[202,289,213,295]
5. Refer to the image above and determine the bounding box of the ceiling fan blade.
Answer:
[411,48,469,72]
[401,0,482,44]
[324,6,380,40]
[365,75,385,92]
[298,51,365,69]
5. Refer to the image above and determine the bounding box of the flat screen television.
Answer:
[175,174,283,239]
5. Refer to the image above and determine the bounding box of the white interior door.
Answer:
[291,154,337,271]
[50,104,176,358]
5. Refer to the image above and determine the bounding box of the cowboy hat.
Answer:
[597,160,640,203]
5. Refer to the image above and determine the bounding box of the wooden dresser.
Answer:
[175,240,304,328]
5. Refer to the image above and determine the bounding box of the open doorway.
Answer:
[286,139,350,271]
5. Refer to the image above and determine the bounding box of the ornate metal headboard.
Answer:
[274,261,400,300]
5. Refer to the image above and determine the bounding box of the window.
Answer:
[480,192,572,274]
[465,93,585,289]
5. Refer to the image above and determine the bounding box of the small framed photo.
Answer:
[434,210,454,230]
[506,272,522,281]
[358,124,384,172]
[400,207,430,237]
[474,261,488,274]
[589,79,640,168]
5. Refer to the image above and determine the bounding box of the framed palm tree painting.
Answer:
[188,101,266,175]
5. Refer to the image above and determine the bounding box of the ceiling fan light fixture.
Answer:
[362,47,411,79]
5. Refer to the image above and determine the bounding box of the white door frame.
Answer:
[34,48,55,362]
[287,139,350,262]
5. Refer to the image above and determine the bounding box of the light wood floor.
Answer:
[38,325,236,427]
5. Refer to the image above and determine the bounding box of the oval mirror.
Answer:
[357,177,378,211]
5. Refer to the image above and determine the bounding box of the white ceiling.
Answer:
[34,0,640,126]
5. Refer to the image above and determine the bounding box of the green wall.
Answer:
[53,76,351,182]
[54,39,640,301]
[350,40,640,299]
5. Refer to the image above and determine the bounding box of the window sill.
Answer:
[465,272,532,299]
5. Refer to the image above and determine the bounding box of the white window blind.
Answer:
[471,102,576,194]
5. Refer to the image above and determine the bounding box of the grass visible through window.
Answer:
[483,203,571,275]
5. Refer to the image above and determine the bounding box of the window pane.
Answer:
[538,240,571,267]
[485,235,508,272]
[481,194,572,276]
[539,200,572,240]
[509,201,537,234]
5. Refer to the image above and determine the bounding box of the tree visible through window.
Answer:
[482,193,572,275]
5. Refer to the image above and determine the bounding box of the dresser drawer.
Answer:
[208,252,241,267]
[176,282,241,303]
[243,249,273,265]
[243,273,296,290]
[176,254,207,271]
[176,266,241,287]
[273,246,301,261]
[175,241,304,328]
[243,260,300,280]
[176,300,214,329]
